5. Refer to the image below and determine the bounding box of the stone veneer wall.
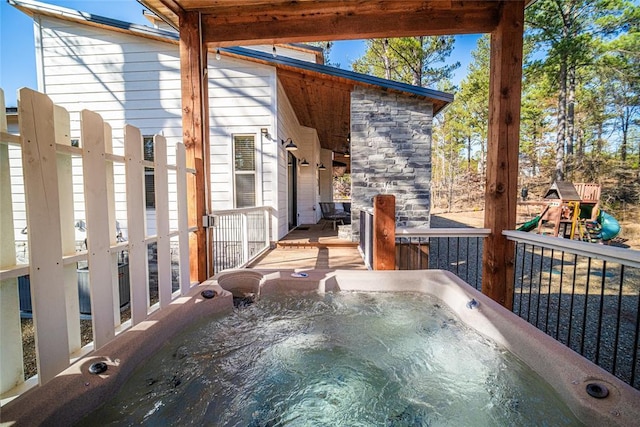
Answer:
[350,87,433,241]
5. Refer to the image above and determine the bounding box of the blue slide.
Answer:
[596,210,621,241]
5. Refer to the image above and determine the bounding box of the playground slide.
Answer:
[595,210,621,241]
[516,208,621,242]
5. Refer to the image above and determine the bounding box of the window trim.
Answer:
[232,133,258,208]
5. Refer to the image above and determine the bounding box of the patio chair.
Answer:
[319,202,349,230]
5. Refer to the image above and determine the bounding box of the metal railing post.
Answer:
[241,212,249,265]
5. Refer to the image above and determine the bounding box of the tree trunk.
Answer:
[576,128,584,160]
[447,173,454,212]
[595,122,603,154]
[566,64,576,176]
[382,40,392,80]
[412,37,424,86]
[620,105,630,162]
[555,59,567,182]
[467,135,472,173]
[480,136,486,177]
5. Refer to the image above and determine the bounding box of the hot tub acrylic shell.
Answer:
[1,269,639,426]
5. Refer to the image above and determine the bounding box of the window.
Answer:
[144,136,155,209]
[233,135,256,208]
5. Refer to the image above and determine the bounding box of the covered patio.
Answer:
[140,0,526,308]
[249,223,366,270]
[3,3,640,417]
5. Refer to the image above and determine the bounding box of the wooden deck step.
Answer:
[277,241,359,249]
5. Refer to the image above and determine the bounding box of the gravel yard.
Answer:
[431,210,640,389]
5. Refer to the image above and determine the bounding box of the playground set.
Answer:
[517,181,621,243]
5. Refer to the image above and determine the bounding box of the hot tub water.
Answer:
[78,292,581,426]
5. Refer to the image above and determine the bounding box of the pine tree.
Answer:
[352,36,459,88]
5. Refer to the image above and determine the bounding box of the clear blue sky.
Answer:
[1,0,480,107]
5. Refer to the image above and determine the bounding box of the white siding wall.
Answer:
[36,16,184,241]
[207,56,276,211]
[29,15,282,243]
[246,45,319,63]
[319,149,334,203]
[276,80,322,236]
[298,127,322,225]
[6,116,28,253]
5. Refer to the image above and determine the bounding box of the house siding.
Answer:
[246,45,318,63]
[207,55,276,211]
[350,87,433,240]
[26,15,280,241]
[275,81,322,235]
[36,17,184,241]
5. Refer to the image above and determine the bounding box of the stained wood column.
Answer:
[482,1,524,309]
[179,11,210,283]
[373,195,396,270]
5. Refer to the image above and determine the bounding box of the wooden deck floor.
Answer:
[248,222,366,270]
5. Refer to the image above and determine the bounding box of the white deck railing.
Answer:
[0,88,195,402]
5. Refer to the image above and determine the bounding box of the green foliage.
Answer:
[525,0,639,180]
[347,1,639,211]
[352,36,459,87]
[333,174,351,200]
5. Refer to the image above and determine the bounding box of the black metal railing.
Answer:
[505,230,640,390]
[209,207,271,273]
[395,228,490,290]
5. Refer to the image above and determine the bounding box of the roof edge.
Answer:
[10,0,453,107]
[225,46,454,105]
[9,0,180,41]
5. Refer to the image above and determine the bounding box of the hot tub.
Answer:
[2,269,639,425]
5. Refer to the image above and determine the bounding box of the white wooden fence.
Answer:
[0,88,194,401]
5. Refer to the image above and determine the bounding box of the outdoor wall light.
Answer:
[344,149,350,158]
[281,138,298,151]
[216,48,221,60]
[261,128,271,139]
[301,158,309,166]
[317,163,327,170]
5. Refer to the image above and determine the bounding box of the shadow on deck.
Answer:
[248,223,366,270]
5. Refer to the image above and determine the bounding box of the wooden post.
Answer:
[179,11,210,283]
[154,134,172,307]
[373,195,396,270]
[0,88,24,393]
[482,1,524,309]
[82,109,116,349]
[176,143,191,295]
[54,105,81,354]
[19,88,70,383]
[124,125,148,326]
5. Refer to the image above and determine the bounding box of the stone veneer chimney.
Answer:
[350,87,433,241]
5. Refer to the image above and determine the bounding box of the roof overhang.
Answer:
[11,0,452,155]
[138,0,535,47]
[223,47,452,154]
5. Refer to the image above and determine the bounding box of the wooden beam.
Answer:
[202,7,499,46]
[184,0,457,17]
[373,195,396,271]
[482,1,524,309]
[179,11,209,283]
